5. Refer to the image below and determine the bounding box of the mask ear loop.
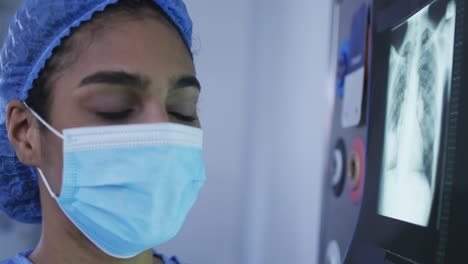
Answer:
[22,101,64,140]
[37,168,59,200]
[22,102,61,199]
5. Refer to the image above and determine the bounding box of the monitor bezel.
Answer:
[356,0,460,263]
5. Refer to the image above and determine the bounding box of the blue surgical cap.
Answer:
[0,0,193,224]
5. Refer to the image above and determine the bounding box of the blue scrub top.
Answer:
[0,249,183,264]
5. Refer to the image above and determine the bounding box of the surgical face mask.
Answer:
[24,103,206,258]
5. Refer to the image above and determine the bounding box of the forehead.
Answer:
[57,14,195,87]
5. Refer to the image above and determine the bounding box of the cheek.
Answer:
[40,130,65,196]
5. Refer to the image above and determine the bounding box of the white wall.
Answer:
[243,0,332,263]
[158,1,253,264]
[161,1,332,264]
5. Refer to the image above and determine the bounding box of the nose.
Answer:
[142,98,170,124]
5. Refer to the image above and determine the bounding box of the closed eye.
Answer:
[168,111,198,122]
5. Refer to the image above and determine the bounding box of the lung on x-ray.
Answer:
[377,0,456,227]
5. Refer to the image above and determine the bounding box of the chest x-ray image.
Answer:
[378,0,456,227]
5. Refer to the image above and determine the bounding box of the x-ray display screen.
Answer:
[377,0,456,227]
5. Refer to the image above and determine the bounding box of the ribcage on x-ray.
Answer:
[389,43,412,132]
[387,43,414,170]
[379,0,456,227]
[417,29,437,183]
[388,28,438,184]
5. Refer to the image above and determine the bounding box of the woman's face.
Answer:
[40,14,199,195]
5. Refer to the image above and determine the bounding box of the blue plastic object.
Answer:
[336,40,350,99]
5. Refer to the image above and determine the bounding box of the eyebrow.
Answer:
[79,71,151,90]
[173,75,201,91]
